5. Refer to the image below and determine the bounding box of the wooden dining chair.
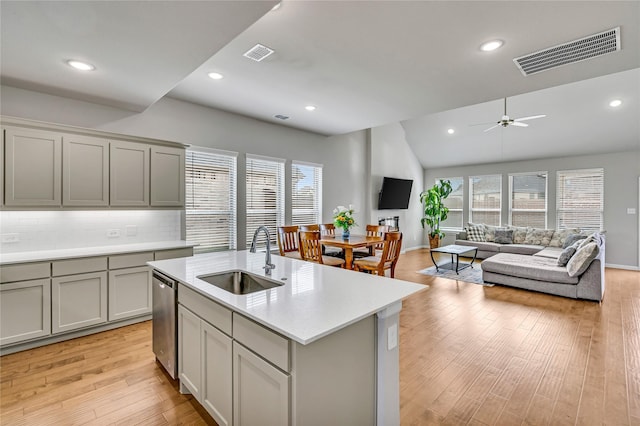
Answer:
[353,232,403,277]
[353,224,390,258]
[298,230,345,268]
[277,225,301,259]
[300,224,320,232]
[319,223,343,257]
[319,223,335,236]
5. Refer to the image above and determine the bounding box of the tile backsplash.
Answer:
[0,210,181,253]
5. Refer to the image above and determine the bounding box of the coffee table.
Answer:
[429,244,478,274]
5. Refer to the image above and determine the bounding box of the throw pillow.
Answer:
[484,225,498,242]
[466,223,486,242]
[577,232,599,251]
[562,233,587,249]
[508,225,528,244]
[566,242,599,277]
[549,228,580,248]
[524,228,555,246]
[494,229,514,244]
[557,240,581,266]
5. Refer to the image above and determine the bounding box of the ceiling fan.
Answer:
[482,98,546,132]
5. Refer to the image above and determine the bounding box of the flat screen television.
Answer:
[378,177,413,210]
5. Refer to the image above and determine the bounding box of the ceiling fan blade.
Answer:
[511,121,529,127]
[484,124,500,132]
[514,114,546,122]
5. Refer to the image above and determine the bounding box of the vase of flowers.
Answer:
[333,205,356,239]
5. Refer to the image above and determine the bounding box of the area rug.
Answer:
[416,265,493,286]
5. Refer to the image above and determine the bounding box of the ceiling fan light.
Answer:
[480,40,503,52]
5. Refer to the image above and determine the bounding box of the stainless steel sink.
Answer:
[197,271,283,295]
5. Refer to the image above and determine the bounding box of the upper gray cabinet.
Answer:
[63,135,109,206]
[110,141,150,207]
[4,126,62,206]
[150,146,185,207]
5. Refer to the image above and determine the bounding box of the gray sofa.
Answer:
[455,231,544,259]
[479,233,605,302]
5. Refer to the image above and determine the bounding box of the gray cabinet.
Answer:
[110,141,149,206]
[4,126,62,206]
[150,146,185,207]
[0,279,51,345]
[63,135,109,206]
[108,266,151,321]
[51,271,108,334]
[178,305,202,399]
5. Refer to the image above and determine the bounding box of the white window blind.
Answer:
[556,168,604,231]
[246,155,285,248]
[469,174,502,226]
[185,148,237,253]
[509,172,547,228]
[292,162,323,226]
[437,177,463,229]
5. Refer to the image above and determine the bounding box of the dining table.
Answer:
[319,234,384,270]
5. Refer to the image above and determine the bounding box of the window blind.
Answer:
[246,155,285,248]
[185,148,237,253]
[292,162,323,226]
[469,175,502,226]
[509,172,547,228]
[437,177,463,229]
[556,168,604,231]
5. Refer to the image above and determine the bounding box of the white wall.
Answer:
[424,151,640,268]
[369,123,425,250]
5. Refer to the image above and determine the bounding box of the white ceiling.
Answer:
[1,1,639,168]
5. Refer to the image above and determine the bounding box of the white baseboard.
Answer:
[605,263,640,271]
[403,245,428,254]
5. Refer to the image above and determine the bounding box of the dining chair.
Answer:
[300,224,320,232]
[277,225,301,259]
[353,224,390,258]
[319,223,343,257]
[319,223,335,236]
[353,232,403,277]
[298,230,345,268]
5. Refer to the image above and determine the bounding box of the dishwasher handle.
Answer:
[153,271,175,289]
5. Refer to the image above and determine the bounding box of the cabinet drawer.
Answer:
[178,284,232,336]
[233,313,290,372]
[0,262,50,283]
[154,248,193,261]
[109,252,153,270]
[52,256,107,277]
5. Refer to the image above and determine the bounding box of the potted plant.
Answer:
[333,205,356,238]
[420,180,453,249]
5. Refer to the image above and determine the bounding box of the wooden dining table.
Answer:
[319,234,384,270]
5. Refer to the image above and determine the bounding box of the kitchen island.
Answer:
[149,250,425,426]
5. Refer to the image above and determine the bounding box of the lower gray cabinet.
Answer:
[0,279,51,345]
[52,272,107,334]
[178,305,202,399]
[108,266,151,321]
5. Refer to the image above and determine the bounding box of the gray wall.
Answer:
[424,151,640,268]
[1,85,369,249]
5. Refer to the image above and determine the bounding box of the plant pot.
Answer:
[429,235,440,249]
[342,229,350,239]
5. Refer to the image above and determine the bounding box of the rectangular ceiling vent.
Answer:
[513,27,620,76]
[243,43,274,62]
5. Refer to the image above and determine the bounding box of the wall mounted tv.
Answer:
[378,177,413,210]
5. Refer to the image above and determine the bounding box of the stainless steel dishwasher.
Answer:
[152,270,177,379]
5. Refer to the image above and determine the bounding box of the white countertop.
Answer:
[149,250,427,345]
[0,241,197,265]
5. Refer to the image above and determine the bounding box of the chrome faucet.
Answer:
[250,226,276,275]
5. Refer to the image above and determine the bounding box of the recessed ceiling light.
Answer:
[609,99,622,107]
[447,128,455,135]
[208,72,224,80]
[305,105,316,111]
[66,60,95,71]
[271,2,282,11]
[480,40,504,52]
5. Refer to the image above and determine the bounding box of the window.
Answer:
[436,177,463,229]
[556,168,604,231]
[246,154,285,248]
[185,148,237,253]
[469,175,502,226]
[292,161,323,226]
[509,172,547,228]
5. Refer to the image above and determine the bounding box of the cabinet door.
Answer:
[63,135,109,206]
[150,146,185,207]
[178,305,201,399]
[52,272,107,334]
[0,279,51,346]
[202,321,233,426]
[4,126,62,206]
[110,141,149,206]
[108,266,151,321]
[233,342,290,426]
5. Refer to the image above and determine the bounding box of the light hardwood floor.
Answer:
[1,248,638,425]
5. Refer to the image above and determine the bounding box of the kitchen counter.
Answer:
[0,240,197,265]
[149,249,426,345]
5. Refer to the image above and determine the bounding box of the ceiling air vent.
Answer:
[243,43,275,62]
[274,114,289,120]
[513,27,620,76]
